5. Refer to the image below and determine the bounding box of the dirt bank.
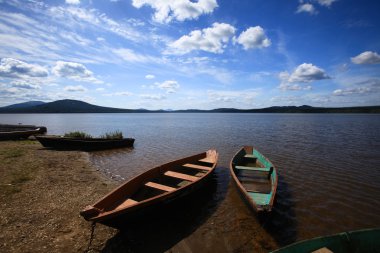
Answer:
[0,140,117,252]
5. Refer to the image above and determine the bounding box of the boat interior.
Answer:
[233,149,274,195]
[92,153,217,215]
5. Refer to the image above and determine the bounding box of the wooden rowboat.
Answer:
[35,135,135,151]
[0,127,46,140]
[80,149,218,228]
[271,228,380,253]
[230,146,278,212]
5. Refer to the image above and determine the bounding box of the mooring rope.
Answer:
[84,222,97,253]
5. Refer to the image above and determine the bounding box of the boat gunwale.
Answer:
[270,227,380,253]
[229,145,278,212]
[0,128,41,135]
[0,128,43,140]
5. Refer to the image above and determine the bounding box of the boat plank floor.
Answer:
[145,181,176,192]
[242,181,271,193]
[164,171,198,182]
[183,163,212,171]
[115,198,138,210]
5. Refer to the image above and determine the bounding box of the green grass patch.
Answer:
[99,130,123,139]
[10,169,33,184]
[0,185,21,195]
[63,130,124,139]
[2,148,25,159]
[0,164,37,196]
[19,139,38,145]
[64,131,93,139]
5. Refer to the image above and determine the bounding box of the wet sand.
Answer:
[0,140,277,252]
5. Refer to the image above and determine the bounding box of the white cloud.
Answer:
[208,90,259,104]
[296,3,317,15]
[0,58,48,78]
[140,94,166,100]
[52,61,103,84]
[316,0,338,7]
[280,63,330,84]
[278,82,313,91]
[96,87,105,92]
[235,26,271,50]
[113,91,133,96]
[145,74,155,79]
[64,85,87,92]
[156,80,180,93]
[113,48,160,63]
[10,80,41,90]
[48,6,143,43]
[333,78,380,96]
[167,23,236,54]
[351,51,380,65]
[333,87,371,96]
[131,0,218,23]
[66,0,80,5]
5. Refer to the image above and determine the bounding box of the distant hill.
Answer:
[0,99,138,113]
[3,101,45,109]
[0,99,379,113]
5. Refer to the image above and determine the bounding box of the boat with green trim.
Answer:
[271,228,380,253]
[230,146,278,212]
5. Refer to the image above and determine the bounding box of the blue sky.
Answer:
[0,0,380,109]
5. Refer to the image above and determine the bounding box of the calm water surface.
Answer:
[2,113,380,251]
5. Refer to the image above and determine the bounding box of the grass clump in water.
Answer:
[64,131,93,139]
[100,130,123,139]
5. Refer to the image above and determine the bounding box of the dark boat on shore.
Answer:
[0,124,47,140]
[230,146,278,212]
[271,228,380,253]
[80,149,218,228]
[35,135,135,151]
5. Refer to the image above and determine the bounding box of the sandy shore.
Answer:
[0,140,117,252]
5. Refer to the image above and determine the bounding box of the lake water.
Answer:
[2,113,380,251]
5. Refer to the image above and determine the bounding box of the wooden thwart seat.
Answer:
[115,198,138,210]
[145,181,176,192]
[244,154,257,159]
[235,165,271,172]
[198,157,214,164]
[183,163,212,171]
[164,171,198,182]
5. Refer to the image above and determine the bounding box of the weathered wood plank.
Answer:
[164,171,198,182]
[145,181,176,192]
[183,163,212,171]
[115,198,138,209]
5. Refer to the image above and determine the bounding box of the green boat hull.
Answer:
[271,228,380,253]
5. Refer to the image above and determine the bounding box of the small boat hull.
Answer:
[35,135,135,151]
[80,150,218,229]
[230,146,278,213]
[0,125,46,141]
[271,228,380,253]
